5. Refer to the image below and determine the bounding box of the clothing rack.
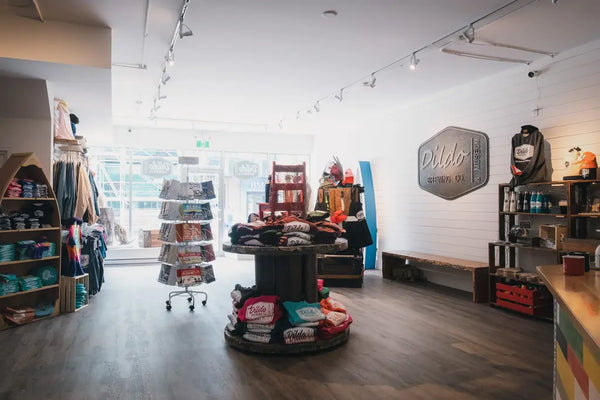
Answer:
[52,143,98,226]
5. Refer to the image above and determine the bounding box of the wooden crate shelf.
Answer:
[60,274,89,312]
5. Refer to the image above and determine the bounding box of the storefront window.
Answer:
[87,146,309,259]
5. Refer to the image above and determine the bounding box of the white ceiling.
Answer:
[2,0,600,134]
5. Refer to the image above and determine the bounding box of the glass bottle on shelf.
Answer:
[516,191,523,212]
[503,187,511,212]
[509,191,517,212]
[523,191,529,213]
[541,194,548,213]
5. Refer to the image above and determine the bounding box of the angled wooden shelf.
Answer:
[0,153,62,330]
[0,284,59,300]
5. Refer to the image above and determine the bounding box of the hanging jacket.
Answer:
[510,125,548,187]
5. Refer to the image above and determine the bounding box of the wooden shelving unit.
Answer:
[489,179,600,319]
[0,153,62,330]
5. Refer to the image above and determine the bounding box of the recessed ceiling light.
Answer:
[322,10,338,18]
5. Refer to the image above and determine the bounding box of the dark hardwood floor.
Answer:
[0,257,553,400]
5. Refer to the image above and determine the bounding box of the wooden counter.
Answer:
[537,265,600,399]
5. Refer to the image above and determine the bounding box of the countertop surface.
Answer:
[537,265,600,353]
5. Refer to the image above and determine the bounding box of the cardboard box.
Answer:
[539,225,567,250]
[138,229,161,248]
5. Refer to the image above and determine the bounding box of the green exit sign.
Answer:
[196,140,210,148]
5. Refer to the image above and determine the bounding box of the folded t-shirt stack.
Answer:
[0,212,11,230]
[32,184,48,198]
[281,301,326,344]
[228,216,344,246]
[0,273,19,295]
[227,293,287,344]
[18,275,42,291]
[318,297,353,340]
[0,243,15,262]
[19,179,34,198]
[5,179,22,198]
[15,240,54,260]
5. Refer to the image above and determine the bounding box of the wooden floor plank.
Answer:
[0,258,553,399]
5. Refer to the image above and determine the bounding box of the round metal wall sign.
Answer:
[418,126,489,200]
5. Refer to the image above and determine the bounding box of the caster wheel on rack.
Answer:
[187,297,193,302]
[166,305,172,311]
[189,305,195,311]
[202,300,207,306]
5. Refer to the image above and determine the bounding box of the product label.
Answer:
[514,144,534,161]
[296,307,323,320]
[245,302,274,320]
[284,327,315,344]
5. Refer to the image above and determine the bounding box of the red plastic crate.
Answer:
[495,282,550,316]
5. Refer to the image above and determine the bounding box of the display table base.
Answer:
[224,328,350,354]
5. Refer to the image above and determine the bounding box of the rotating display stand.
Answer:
[223,238,350,354]
[157,178,216,311]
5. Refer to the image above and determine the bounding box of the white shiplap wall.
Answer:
[312,39,600,282]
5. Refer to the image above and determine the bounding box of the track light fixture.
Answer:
[149,0,192,118]
[281,0,556,126]
[363,73,376,88]
[158,86,167,100]
[409,52,419,71]
[462,24,475,43]
[167,48,175,66]
[179,19,193,38]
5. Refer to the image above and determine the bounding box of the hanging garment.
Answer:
[313,188,329,212]
[74,166,98,224]
[88,171,100,217]
[64,220,85,277]
[82,228,106,295]
[54,99,75,139]
[509,125,548,187]
[342,186,373,248]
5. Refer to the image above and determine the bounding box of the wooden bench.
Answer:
[382,251,489,303]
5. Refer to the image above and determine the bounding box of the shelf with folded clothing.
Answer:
[1,198,56,201]
[0,256,60,267]
[157,178,217,311]
[0,284,60,300]
[0,153,62,330]
[0,227,61,234]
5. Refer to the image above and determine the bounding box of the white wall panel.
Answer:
[313,39,600,287]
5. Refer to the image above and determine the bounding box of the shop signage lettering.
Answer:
[142,158,172,178]
[233,161,259,178]
[418,127,489,200]
[178,156,199,165]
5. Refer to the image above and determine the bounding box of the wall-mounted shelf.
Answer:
[1,197,55,201]
[500,211,566,217]
[0,284,59,300]
[0,256,60,267]
[0,227,60,234]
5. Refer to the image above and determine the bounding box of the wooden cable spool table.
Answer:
[223,238,350,354]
